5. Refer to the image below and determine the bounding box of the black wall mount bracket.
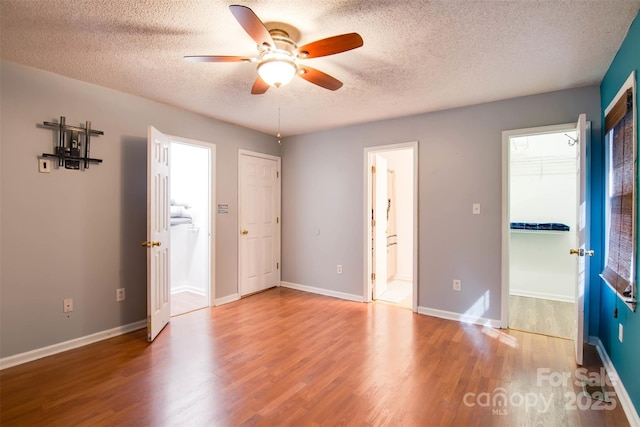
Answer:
[40,116,104,170]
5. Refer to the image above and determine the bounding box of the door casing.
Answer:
[500,118,589,365]
[363,142,419,312]
[169,136,217,307]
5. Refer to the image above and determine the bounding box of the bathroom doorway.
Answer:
[505,127,579,338]
[365,143,418,311]
[169,139,215,317]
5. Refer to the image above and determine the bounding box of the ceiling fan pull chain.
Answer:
[277,91,282,145]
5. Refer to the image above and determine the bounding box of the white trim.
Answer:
[168,135,217,308]
[604,71,636,115]
[171,287,206,296]
[501,122,584,330]
[391,274,413,282]
[509,289,575,303]
[603,71,637,307]
[281,281,364,303]
[417,306,502,328]
[0,320,146,370]
[592,337,640,427]
[215,293,240,306]
[363,142,419,312]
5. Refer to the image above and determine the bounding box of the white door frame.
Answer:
[500,122,587,338]
[363,141,419,312]
[238,149,281,296]
[168,135,217,307]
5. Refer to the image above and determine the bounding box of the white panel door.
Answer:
[239,152,280,296]
[373,154,388,299]
[146,126,171,342]
[574,113,590,365]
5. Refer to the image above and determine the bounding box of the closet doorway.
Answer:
[504,125,580,339]
[364,142,418,311]
[169,139,216,317]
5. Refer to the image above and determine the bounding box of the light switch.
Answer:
[472,204,481,215]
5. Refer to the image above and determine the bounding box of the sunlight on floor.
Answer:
[482,326,519,348]
[377,280,412,309]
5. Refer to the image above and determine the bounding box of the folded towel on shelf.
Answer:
[170,199,190,208]
[510,222,570,231]
[170,217,193,226]
[170,205,192,219]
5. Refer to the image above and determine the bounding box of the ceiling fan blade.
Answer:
[184,55,251,63]
[229,5,274,48]
[296,33,363,59]
[251,76,270,95]
[298,66,343,91]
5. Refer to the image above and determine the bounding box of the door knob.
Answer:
[569,248,594,256]
[241,230,249,235]
[141,241,161,248]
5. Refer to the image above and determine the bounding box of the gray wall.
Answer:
[0,59,603,359]
[0,61,280,357]
[281,86,602,321]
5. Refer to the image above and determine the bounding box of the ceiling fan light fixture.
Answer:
[257,56,297,88]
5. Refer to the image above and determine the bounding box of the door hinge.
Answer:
[277,217,279,224]
[371,272,376,281]
[372,219,376,227]
[277,171,280,178]
[277,262,279,269]
[372,165,376,173]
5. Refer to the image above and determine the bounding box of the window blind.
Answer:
[602,89,634,298]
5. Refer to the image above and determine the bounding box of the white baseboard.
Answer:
[171,286,206,296]
[281,281,364,303]
[417,306,502,328]
[510,289,574,303]
[391,274,412,282]
[215,293,240,306]
[591,336,640,427]
[0,320,147,370]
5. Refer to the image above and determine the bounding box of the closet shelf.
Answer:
[510,229,568,235]
[510,222,570,234]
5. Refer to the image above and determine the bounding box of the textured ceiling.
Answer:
[1,0,639,136]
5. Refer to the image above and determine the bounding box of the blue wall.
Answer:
[598,11,640,414]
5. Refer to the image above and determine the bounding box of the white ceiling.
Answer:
[1,1,639,136]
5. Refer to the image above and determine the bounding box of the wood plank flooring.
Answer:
[0,287,629,426]
[171,291,207,317]
[376,279,412,309]
[510,295,574,339]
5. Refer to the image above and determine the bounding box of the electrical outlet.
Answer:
[619,323,623,343]
[63,298,73,313]
[472,204,481,215]
[337,265,343,274]
[453,279,461,291]
[116,288,125,302]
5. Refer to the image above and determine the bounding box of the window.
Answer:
[602,72,637,311]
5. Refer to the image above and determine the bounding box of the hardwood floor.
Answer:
[376,279,412,309]
[509,295,574,339]
[1,288,628,426]
[171,290,207,317]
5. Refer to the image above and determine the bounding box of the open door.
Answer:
[145,126,171,342]
[572,113,591,365]
[372,154,388,299]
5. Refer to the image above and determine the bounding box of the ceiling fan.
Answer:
[184,4,364,94]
